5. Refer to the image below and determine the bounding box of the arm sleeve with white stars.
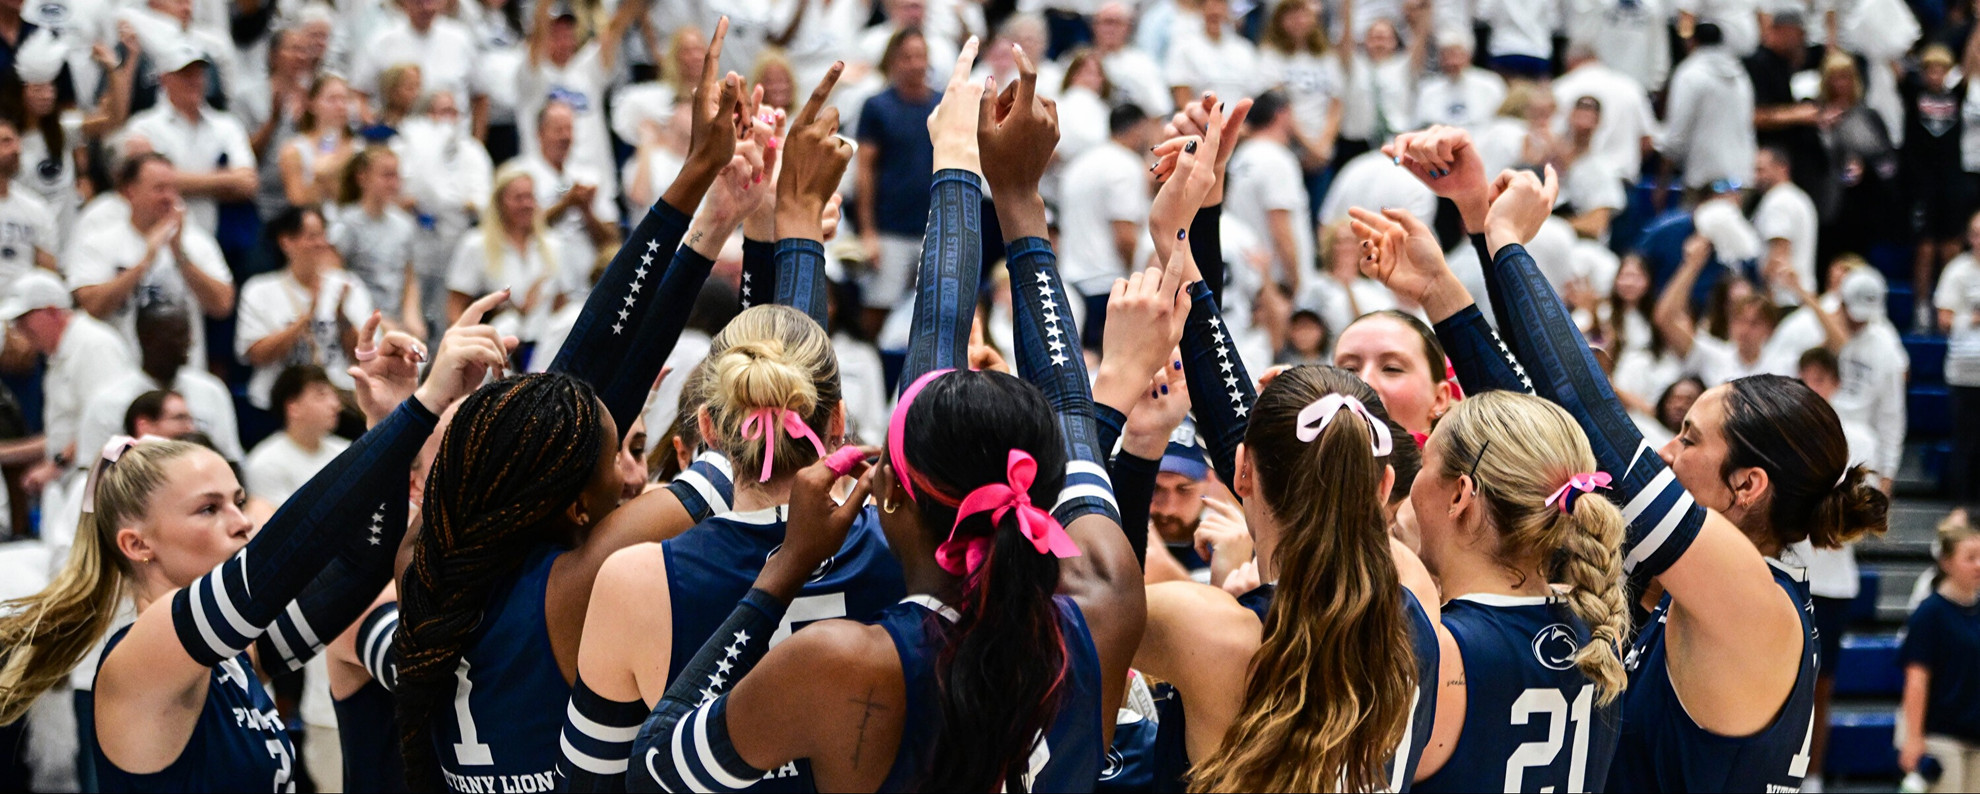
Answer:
[740,238,777,314]
[627,589,786,793]
[174,398,437,669]
[1179,281,1256,496]
[1005,236,1121,529]
[1479,243,1703,584]
[772,238,831,328]
[1432,303,1535,397]
[547,199,709,441]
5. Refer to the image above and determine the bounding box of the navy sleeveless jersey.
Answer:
[662,504,907,790]
[1415,595,1623,793]
[1607,559,1817,792]
[432,545,570,793]
[1230,583,1439,791]
[874,595,1106,792]
[335,681,407,792]
[93,626,296,792]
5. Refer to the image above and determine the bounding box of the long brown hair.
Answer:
[0,440,202,724]
[1262,0,1327,55]
[1190,366,1414,793]
[1434,391,1629,703]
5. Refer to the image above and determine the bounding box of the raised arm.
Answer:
[774,63,854,327]
[899,39,988,389]
[1654,235,1711,358]
[1347,205,1533,395]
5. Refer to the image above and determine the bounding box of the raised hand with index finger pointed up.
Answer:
[927,36,986,176]
[977,43,1059,205]
[776,61,854,242]
[664,16,746,211]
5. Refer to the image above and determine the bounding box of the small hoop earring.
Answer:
[881,496,899,514]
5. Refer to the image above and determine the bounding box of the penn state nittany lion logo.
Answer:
[1099,748,1125,781]
[765,544,837,583]
[1531,624,1580,671]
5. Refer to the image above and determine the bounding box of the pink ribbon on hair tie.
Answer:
[740,408,828,482]
[81,434,169,514]
[1409,431,1429,450]
[934,450,1083,577]
[1294,394,1394,456]
[1545,472,1613,514]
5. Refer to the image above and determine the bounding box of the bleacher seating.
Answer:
[1909,385,1952,439]
[1834,633,1904,698]
[1851,569,1881,624]
[1826,710,1901,778]
[1907,335,1947,386]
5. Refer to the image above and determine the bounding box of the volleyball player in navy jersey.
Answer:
[0,293,514,793]
[1365,124,1890,791]
[627,43,1144,793]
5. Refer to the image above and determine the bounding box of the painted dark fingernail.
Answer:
[1218,102,1225,112]
[1185,139,1198,154]
[1174,360,1183,370]
[1176,228,1187,239]
[1153,389,1160,399]
[1161,384,1170,395]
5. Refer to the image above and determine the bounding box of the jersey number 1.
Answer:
[1505,684,1594,793]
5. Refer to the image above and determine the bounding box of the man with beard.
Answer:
[1146,419,1218,582]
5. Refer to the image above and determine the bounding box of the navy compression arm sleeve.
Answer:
[1482,244,1702,581]
[773,238,831,328]
[1432,303,1534,396]
[628,590,786,793]
[1179,282,1255,494]
[898,170,983,390]
[1005,236,1121,528]
[255,492,410,674]
[172,399,437,667]
[594,247,719,441]
[558,676,651,792]
[1093,403,1126,468]
[740,238,776,312]
[1112,451,1158,568]
[1190,204,1225,308]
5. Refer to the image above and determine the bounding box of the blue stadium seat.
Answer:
[1833,633,1903,697]
[1869,243,1911,282]
[1889,285,1916,331]
[1906,334,1948,385]
[1826,711,1901,778]
[1910,385,1952,438]
[1851,569,1880,624]
[1924,439,1955,485]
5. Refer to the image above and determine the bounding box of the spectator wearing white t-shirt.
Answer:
[1552,43,1659,177]
[1660,22,1756,190]
[1346,11,1431,154]
[1225,90,1313,293]
[1478,0,1561,77]
[1057,104,1155,340]
[1939,220,1980,506]
[124,45,258,237]
[63,152,235,370]
[1563,0,1671,91]
[329,146,423,339]
[1412,30,1507,131]
[0,119,61,291]
[517,0,632,187]
[1164,0,1261,110]
[398,91,494,332]
[273,74,355,211]
[235,206,371,410]
[1751,147,1820,306]
[447,165,562,349]
[1054,50,1113,163]
[1257,0,1348,170]
[513,101,620,299]
[1677,0,1759,56]
[1089,1,1173,117]
[1828,267,1908,492]
[1655,234,1800,385]
[352,0,486,136]
[1553,95,1627,241]
[243,364,351,508]
[0,269,135,482]
[74,305,242,470]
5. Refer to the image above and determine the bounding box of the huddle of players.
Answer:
[0,15,1894,794]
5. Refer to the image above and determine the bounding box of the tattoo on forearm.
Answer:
[687,231,705,249]
[848,686,889,767]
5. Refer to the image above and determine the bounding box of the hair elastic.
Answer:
[935,449,1081,577]
[1834,466,1851,488]
[740,407,827,482]
[1546,472,1612,514]
[1294,394,1393,456]
[81,434,170,514]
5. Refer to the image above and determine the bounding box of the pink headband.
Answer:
[741,407,828,482]
[81,435,169,514]
[1295,394,1393,456]
[1545,472,1612,514]
[887,368,955,506]
[935,449,1082,576]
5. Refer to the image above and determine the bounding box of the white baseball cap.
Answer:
[0,270,72,322]
[1839,267,1888,325]
[155,40,212,74]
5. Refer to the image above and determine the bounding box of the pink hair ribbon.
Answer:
[1294,394,1394,456]
[81,434,169,514]
[1545,472,1612,514]
[935,449,1082,577]
[741,407,827,482]
[887,368,955,505]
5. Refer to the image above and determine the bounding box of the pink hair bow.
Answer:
[1545,472,1612,514]
[81,434,168,514]
[1294,394,1394,456]
[741,407,827,482]
[935,450,1082,577]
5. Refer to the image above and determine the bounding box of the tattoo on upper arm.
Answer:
[1446,676,1465,687]
[848,686,889,767]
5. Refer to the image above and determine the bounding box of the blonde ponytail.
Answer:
[702,305,841,483]
[1436,391,1630,705]
[0,440,199,724]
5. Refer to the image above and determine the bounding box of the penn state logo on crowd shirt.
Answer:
[1531,624,1580,672]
